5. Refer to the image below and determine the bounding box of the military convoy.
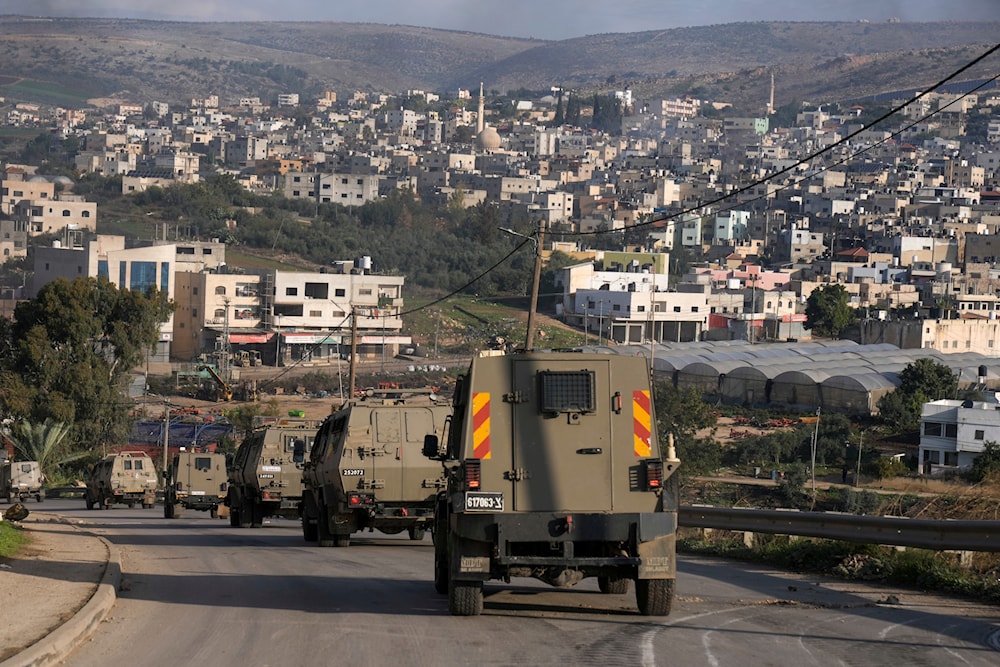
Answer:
[163,449,228,518]
[301,389,451,547]
[227,418,318,527]
[1,460,44,503]
[85,451,158,509]
[422,351,680,616]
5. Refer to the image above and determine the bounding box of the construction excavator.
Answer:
[197,365,234,401]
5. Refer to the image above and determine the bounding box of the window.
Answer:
[945,423,957,438]
[924,422,942,436]
[673,306,681,312]
[215,286,226,295]
[214,309,225,319]
[62,209,71,217]
[359,288,372,296]
[335,288,345,297]
[310,310,322,317]
[538,371,595,413]
[975,429,985,440]
[285,287,298,296]
[304,282,329,299]
[123,460,132,470]
[195,457,213,471]
[134,460,143,470]
[944,452,959,467]
[129,261,157,291]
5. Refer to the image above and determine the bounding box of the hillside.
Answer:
[0,16,997,111]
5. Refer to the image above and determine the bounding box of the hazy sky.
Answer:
[4,0,1000,39]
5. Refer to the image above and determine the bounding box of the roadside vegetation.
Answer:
[0,521,29,559]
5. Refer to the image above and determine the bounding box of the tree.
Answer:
[877,358,957,432]
[805,284,854,337]
[653,380,720,475]
[966,440,1000,483]
[4,419,88,482]
[0,277,173,456]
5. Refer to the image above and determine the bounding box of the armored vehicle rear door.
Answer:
[510,356,614,512]
[368,409,404,496]
[180,453,226,493]
[394,406,444,499]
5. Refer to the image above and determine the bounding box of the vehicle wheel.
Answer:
[317,505,335,547]
[408,526,426,541]
[598,576,630,595]
[164,502,174,519]
[635,578,674,616]
[238,498,252,528]
[210,506,218,519]
[448,579,484,616]
[250,501,264,528]
[302,515,318,542]
[332,534,350,548]
[36,493,44,503]
[127,502,135,509]
[85,497,94,510]
[433,551,449,595]
[229,504,240,527]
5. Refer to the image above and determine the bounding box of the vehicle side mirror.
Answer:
[423,434,442,460]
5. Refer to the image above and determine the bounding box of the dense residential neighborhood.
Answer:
[2,79,1000,472]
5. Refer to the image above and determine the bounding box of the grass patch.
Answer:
[0,521,29,559]
[679,531,1000,605]
[2,80,92,107]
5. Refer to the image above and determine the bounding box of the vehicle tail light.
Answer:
[644,459,663,490]
[348,492,373,506]
[263,491,272,500]
[464,459,481,490]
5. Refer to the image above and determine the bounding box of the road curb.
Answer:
[1,519,120,667]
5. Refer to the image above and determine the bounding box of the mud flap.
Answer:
[636,533,676,579]
[449,535,492,582]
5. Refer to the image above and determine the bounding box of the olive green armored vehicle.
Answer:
[301,389,451,547]
[85,451,158,509]
[1,460,44,503]
[164,449,228,518]
[227,418,318,527]
[423,351,680,616]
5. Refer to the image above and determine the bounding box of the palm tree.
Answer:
[5,419,87,481]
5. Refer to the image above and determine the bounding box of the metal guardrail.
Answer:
[679,506,1000,552]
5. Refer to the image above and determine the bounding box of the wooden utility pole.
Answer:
[525,219,545,350]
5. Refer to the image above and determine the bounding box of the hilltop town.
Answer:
[1,38,1000,474]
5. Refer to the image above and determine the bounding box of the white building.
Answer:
[919,398,1000,475]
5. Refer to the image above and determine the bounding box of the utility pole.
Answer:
[162,398,170,479]
[348,307,359,399]
[525,219,545,350]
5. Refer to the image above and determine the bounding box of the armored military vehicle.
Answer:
[301,390,451,547]
[227,418,318,528]
[163,449,228,518]
[0,461,45,502]
[423,351,680,616]
[85,451,158,509]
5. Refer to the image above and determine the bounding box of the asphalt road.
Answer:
[30,500,1000,667]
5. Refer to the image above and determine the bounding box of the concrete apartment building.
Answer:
[920,398,1000,475]
[1,168,54,215]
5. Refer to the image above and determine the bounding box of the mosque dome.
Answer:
[477,126,501,151]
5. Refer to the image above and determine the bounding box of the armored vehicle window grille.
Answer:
[538,371,595,413]
[195,457,212,470]
[134,460,144,470]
